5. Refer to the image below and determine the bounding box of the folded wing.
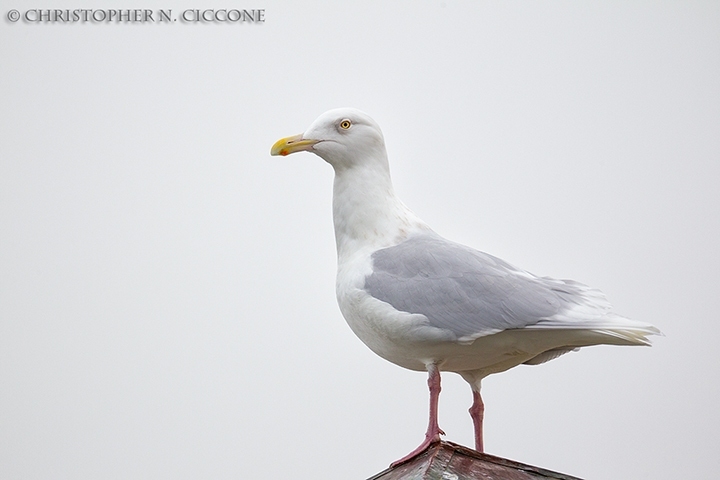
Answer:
[364,233,659,345]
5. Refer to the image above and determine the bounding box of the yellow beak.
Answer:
[270,134,319,156]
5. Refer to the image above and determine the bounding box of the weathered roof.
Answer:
[368,441,582,480]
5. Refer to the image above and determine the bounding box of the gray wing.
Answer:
[364,233,601,341]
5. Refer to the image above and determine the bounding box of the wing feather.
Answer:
[363,233,658,343]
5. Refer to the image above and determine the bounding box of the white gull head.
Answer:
[272,108,430,261]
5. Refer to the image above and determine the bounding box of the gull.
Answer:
[270,108,660,465]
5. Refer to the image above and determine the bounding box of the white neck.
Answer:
[331,158,428,263]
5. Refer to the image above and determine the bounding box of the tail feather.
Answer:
[590,325,663,346]
[528,277,663,345]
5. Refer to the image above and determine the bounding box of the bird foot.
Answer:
[390,431,443,467]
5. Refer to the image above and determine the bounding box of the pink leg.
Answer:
[469,388,485,453]
[391,364,444,467]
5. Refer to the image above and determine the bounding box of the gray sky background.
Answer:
[2,1,719,479]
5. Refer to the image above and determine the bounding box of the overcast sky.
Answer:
[2,1,719,479]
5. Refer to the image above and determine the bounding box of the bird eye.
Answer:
[339,119,352,130]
